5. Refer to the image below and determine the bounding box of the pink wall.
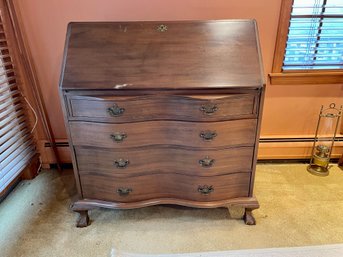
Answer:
[15,0,343,140]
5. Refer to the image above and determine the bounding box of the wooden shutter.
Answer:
[0,13,36,193]
[283,0,343,70]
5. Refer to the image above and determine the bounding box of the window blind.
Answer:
[283,0,343,70]
[0,16,36,193]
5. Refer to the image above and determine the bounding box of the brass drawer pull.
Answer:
[114,159,129,168]
[200,130,217,141]
[117,188,132,196]
[200,104,218,115]
[107,104,125,117]
[110,132,127,143]
[198,185,214,195]
[199,156,215,167]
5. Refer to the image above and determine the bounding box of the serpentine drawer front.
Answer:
[59,20,265,227]
[69,119,257,148]
[67,94,259,122]
[80,173,251,203]
[75,146,255,177]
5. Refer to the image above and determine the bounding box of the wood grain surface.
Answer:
[68,93,258,122]
[72,196,260,210]
[76,146,254,177]
[80,172,251,202]
[69,119,257,148]
[61,20,263,90]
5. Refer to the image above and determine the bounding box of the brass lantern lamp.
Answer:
[307,103,342,176]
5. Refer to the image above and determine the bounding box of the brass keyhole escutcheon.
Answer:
[157,24,168,32]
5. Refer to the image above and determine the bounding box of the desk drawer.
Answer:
[67,94,258,122]
[80,173,251,203]
[76,146,254,177]
[70,119,257,148]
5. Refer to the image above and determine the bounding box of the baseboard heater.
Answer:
[44,137,343,148]
[43,139,342,164]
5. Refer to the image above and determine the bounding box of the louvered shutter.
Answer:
[0,15,36,193]
[283,0,343,70]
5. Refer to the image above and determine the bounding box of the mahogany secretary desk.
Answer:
[59,20,265,227]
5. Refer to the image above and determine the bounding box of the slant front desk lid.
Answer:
[60,20,264,90]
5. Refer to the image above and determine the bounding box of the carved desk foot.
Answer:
[243,209,256,225]
[75,210,90,228]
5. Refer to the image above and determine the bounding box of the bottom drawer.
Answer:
[80,173,251,202]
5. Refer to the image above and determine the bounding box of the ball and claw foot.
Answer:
[244,209,256,225]
[76,210,90,228]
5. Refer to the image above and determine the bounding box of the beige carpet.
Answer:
[110,244,343,257]
[1,164,343,257]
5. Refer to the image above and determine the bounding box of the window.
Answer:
[270,0,343,84]
[0,10,36,194]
